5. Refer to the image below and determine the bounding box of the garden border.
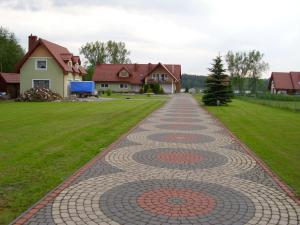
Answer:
[11,99,169,225]
[201,104,300,205]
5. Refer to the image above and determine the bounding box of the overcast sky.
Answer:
[0,0,299,77]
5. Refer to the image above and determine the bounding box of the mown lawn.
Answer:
[202,99,300,196]
[100,92,170,99]
[0,99,165,224]
[238,96,300,112]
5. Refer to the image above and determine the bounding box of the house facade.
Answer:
[269,72,300,95]
[0,72,20,98]
[92,63,181,94]
[16,35,86,98]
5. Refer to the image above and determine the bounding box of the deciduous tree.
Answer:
[225,50,268,94]
[0,27,24,72]
[79,40,131,80]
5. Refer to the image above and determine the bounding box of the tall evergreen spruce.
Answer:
[202,56,232,106]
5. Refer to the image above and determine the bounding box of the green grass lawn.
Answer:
[100,92,170,99]
[0,99,165,224]
[238,96,300,112]
[201,99,300,196]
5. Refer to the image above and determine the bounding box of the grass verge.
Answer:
[194,96,300,196]
[100,93,170,99]
[237,96,300,112]
[0,99,165,224]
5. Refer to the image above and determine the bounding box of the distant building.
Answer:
[16,35,87,97]
[92,63,181,94]
[0,72,20,98]
[268,72,300,95]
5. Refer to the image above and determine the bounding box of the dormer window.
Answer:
[119,69,129,77]
[68,60,73,67]
[35,59,47,70]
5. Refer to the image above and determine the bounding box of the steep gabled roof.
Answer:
[146,62,179,82]
[116,66,132,76]
[290,72,300,90]
[269,72,300,91]
[92,63,181,84]
[0,72,20,83]
[16,38,87,75]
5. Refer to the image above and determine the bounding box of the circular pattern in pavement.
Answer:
[149,133,215,144]
[163,118,202,123]
[165,113,200,117]
[99,179,255,225]
[137,187,216,217]
[156,123,206,131]
[132,148,228,170]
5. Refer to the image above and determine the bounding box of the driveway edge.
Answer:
[11,99,169,225]
[200,103,300,205]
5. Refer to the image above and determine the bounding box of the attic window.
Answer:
[35,59,47,70]
[119,69,129,77]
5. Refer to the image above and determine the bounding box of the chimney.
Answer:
[28,34,38,52]
[134,63,138,71]
[148,63,152,72]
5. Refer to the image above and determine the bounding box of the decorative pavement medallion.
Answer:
[99,179,256,225]
[162,117,202,123]
[132,148,228,170]
[148,132,215,144]
[155,123,207,131]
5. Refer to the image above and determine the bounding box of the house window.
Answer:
[101,83,108,88]
[119,70,129,77]
[32,79,50,89]
[120,84,128,89]
[35,59,47,70]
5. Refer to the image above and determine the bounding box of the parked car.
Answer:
[70,81,98,98]
[0,92,9,100]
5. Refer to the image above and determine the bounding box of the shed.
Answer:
[0,72,20,98]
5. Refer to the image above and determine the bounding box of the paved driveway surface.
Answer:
[15,95,300,225]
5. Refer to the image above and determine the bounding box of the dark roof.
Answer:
[92,63,181,84]
[16,38,87,75]
[0,73,20,83]
[269,72,300,90]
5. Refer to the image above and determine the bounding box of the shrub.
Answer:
[143,84,150,93]
[147,87,153,93]
[158,86,165,94]
[150,83,160,94]
[106,89,112,96]
[139,87,144,94]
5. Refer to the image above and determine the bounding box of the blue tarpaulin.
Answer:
[70,81,96,93]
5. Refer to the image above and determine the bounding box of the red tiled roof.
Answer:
[0,72,20,83]
[290,72,300,90]
[16,37,87,75]
[92,63,181,84]
[270,72,300,90]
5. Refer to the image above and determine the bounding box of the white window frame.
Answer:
[35,59,48,71]
[120,83,128,89]
[32,79,51,89]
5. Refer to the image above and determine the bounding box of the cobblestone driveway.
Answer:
[15,95,300,225]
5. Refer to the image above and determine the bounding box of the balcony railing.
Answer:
[146,78,172,84]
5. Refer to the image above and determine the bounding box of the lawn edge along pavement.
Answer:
[10,99,168,225]
[201,105,300,205]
